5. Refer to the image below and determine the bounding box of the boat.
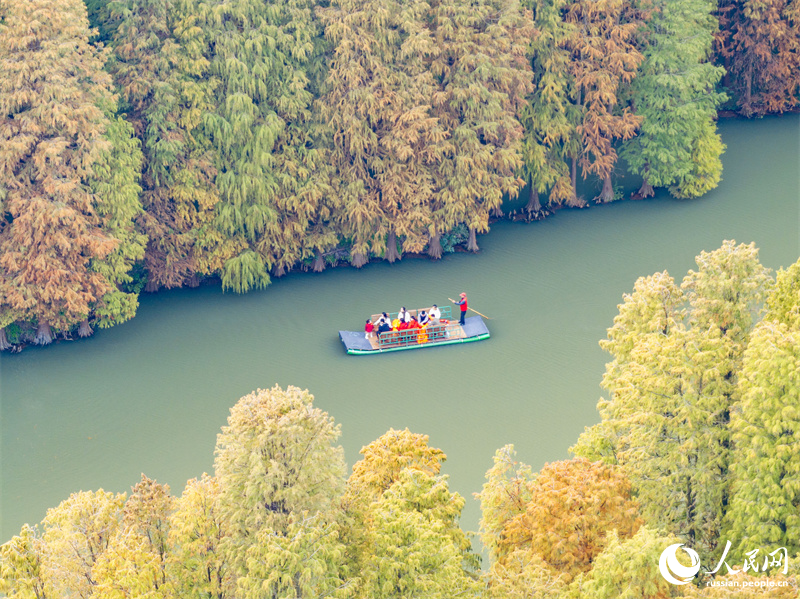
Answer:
[339,305,490,355]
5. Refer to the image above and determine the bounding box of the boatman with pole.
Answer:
[453,292,468,326]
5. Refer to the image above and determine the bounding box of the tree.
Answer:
[573,241,772,553]
[475,445,536,565]
[715,0,800,117]
[484,550,569,599]
[725,319,800,556]
[519,0,579,216]
[135,0,222,291]
[0,0,144,343]
[197,0,334,286]
[213,385,346,595]
[577,527,678,599]
[563,0,643,204]
[621,0,726,199]
[0,525,50,599]
[430,0,534,250]
[168,474,229,599]
[92,475,175,599]
[341,428,448,591]
[764,257,800,329]
[39,490,126,598]
[319,0,443,265]
[478,455,641,582]
[359,469,481,599]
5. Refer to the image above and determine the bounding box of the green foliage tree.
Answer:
[576,527,678,599]
[168,474,229,599]
[430,0,534,250]
[0,0,144,344]
[725,319,800,556]
[213,385,346,596]
[765,258,800,328]
[0,526,50,599]
[92,475,175,599]
[621,0,726,199]
[359,469,480,599]
[519,0,578,215]
[196,0,334,287]
[40,490,126,598]
[573,241,772,553]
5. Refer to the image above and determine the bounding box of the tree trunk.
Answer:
[0,328,10,351]
[273,263,286,277]
[35,322,53,345]
[595,175,615,203]
[565,157,585,207]
[633,175,655,200]
[467,227,479,252]
[427,233,443,259]
[186,274,200,288]
[525,185,542,218]
[491,206,503,218]
[385,231,401,263]
[145,278,160,292]
[351,251,368,268]
[312,252,325,273]
[78,319,93,338]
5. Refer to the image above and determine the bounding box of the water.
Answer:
[2,115,798,542]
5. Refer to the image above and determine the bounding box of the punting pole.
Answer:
[448,298,492,320]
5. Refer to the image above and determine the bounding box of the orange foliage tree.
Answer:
[479,453,642,582]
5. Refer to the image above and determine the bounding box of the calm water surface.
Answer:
[2,116,799,542]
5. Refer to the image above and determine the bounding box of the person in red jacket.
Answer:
[453,292,467,326]
[364,319,375,339]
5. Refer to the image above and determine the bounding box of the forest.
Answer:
[2,241,799,597]
[0,0,798,349]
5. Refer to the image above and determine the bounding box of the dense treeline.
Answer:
[3,242,800,597]
[1,0,798,348]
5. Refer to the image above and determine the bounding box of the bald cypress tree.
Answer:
[563,0,643,204]
[0,0,144,344]
[108,0,222,292]
[519,0,579,216]
[430,0,534,251]
[320,0,444,265]
[621,0,726,199]
[196,0,333,289]
[716,0,800,117]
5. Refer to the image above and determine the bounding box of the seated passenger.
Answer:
[391,318,402,330]
[429,304,441,323]
[399,307,412,324]
[418,310,429,325]
[378,322,392,335]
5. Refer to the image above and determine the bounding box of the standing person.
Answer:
[453,293,468,326]
[365,319,375,339]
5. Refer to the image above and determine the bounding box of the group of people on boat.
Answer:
[365,304,443,339]
[364,293,468,340]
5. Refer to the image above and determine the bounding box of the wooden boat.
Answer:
[339,305,490,355]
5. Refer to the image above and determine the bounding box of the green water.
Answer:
[2,116,798,542]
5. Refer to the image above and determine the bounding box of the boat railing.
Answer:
[376,319,459,349]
